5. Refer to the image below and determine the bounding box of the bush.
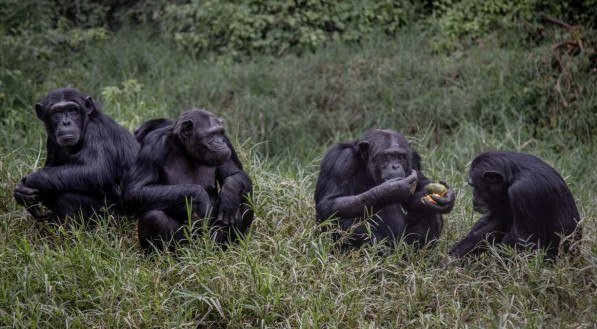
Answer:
[431,0,535,45]
[429,0,597,49]
[2,0,594,59]
[161,0,422,57]
[0,0,109,68]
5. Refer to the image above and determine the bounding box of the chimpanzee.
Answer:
[13,88,139,221]
[134,118,173,143]
[123,109,253,251]
[315,129,455,250]
[449,150,582,258]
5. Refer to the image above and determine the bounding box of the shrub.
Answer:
[429,0,597,49]
[160,0,422,57]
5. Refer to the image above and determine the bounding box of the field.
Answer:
[0,26,595,327]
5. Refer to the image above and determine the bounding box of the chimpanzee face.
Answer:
[468,169,507,214]
[359,130,413,184]
[35,90,93,148]
[174,109,231,166]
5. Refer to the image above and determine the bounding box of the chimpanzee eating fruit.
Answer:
[315,129,455,250]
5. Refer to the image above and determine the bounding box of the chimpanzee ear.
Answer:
[83,96,95,115]
[180,119,194,138]
[483,171,504,183]
[35,103,44,120]
[357,141,370,158]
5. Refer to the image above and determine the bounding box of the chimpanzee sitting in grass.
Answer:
[13,88,139,222]
[449,150,581,259]
[315,129,455,250]
[124,109,253,251]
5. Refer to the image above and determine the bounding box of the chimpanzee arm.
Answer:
[501,181,547,252]
[319,182,414,219]
[215,137,252,225]
[315,146,416,220]
[123,131,211,215]
[23,137,114,194]
[448,215,510,258]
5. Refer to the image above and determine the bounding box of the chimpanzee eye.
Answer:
[68,108,79,117]
[379,154,392,163]
[52,112,61,120]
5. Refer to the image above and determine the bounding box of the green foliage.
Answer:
[100,79,157,131]
[0,0,52,35]
[0,26,108,63]
[2,0,595,57]
[429,0,597,49]
[430,0,537,48]
[553,0,597,27]
[158,0,597,56]
[0,0,108,66]
[0,0,110,34]
[161,0,421,57]
[0,0,167,33]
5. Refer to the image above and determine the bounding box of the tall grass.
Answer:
[0,27,595,327]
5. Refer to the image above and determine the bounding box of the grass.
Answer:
[0,26,595,327]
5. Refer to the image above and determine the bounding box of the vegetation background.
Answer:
[0,0,595,327]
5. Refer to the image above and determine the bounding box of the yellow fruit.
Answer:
[426,183,448,196]
[423,182,447,204]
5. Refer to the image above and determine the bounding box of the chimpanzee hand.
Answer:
[29,204,53,220]
[214,175,249,226]
[217,207,241,226]
[14,178,53,220]
[14,178,40,207]
[374,169,418,204]
[421,180,455,214]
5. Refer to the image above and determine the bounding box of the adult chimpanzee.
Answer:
[315,129,455,250]
[124,109,253,251]
[449,150,581,258]
[13,88,139,221]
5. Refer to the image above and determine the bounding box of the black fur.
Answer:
[124,109,253,251]
[13,88,139,221]
[134,118,173,143]
[449,150,582,258]
[315,129,454,250]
